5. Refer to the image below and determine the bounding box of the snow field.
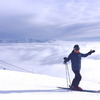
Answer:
[0,70,100,100]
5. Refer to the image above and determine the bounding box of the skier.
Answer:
[63,44,95,91]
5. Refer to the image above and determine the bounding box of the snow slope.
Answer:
[0,41,100,100]
[0,70,100,100]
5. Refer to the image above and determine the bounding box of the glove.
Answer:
[89,50,95,54]
[63,57,68,64]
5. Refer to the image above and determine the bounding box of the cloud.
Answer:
[0,0,100,40]
[56,22,100,40]
[2,0,99,25]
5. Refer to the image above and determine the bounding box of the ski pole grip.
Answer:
[63,57,68,60]
[63,57,68,64]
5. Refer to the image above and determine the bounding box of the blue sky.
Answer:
[0,0,100,41]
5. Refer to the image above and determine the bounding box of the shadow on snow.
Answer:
[0,89,67,94]
[0,89,99,94]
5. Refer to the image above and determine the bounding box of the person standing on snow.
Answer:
[63,45,95,90]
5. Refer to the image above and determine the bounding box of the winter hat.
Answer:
[73,45,80,50]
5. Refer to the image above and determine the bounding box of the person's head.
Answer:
[73,45,80,53]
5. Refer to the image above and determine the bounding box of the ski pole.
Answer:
[65,63,71,88]
[65,64,68,88]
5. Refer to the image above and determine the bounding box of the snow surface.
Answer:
[0,70,100,100]
[0,41,100,100]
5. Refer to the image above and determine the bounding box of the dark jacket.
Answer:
[67,50,92,71]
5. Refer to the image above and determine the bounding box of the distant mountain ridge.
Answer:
[0,39,49,43]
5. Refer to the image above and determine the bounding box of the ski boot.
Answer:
[70,85,83,91]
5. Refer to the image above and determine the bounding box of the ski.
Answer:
[57,87,100,93]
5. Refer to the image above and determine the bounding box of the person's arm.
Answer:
[81,50,95,57]
[63,54,71,64]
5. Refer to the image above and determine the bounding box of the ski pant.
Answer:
[71,71,82,87]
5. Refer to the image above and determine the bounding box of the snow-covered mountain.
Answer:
[0,39,49,43]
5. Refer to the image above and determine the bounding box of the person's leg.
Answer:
[71,71,82,87]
